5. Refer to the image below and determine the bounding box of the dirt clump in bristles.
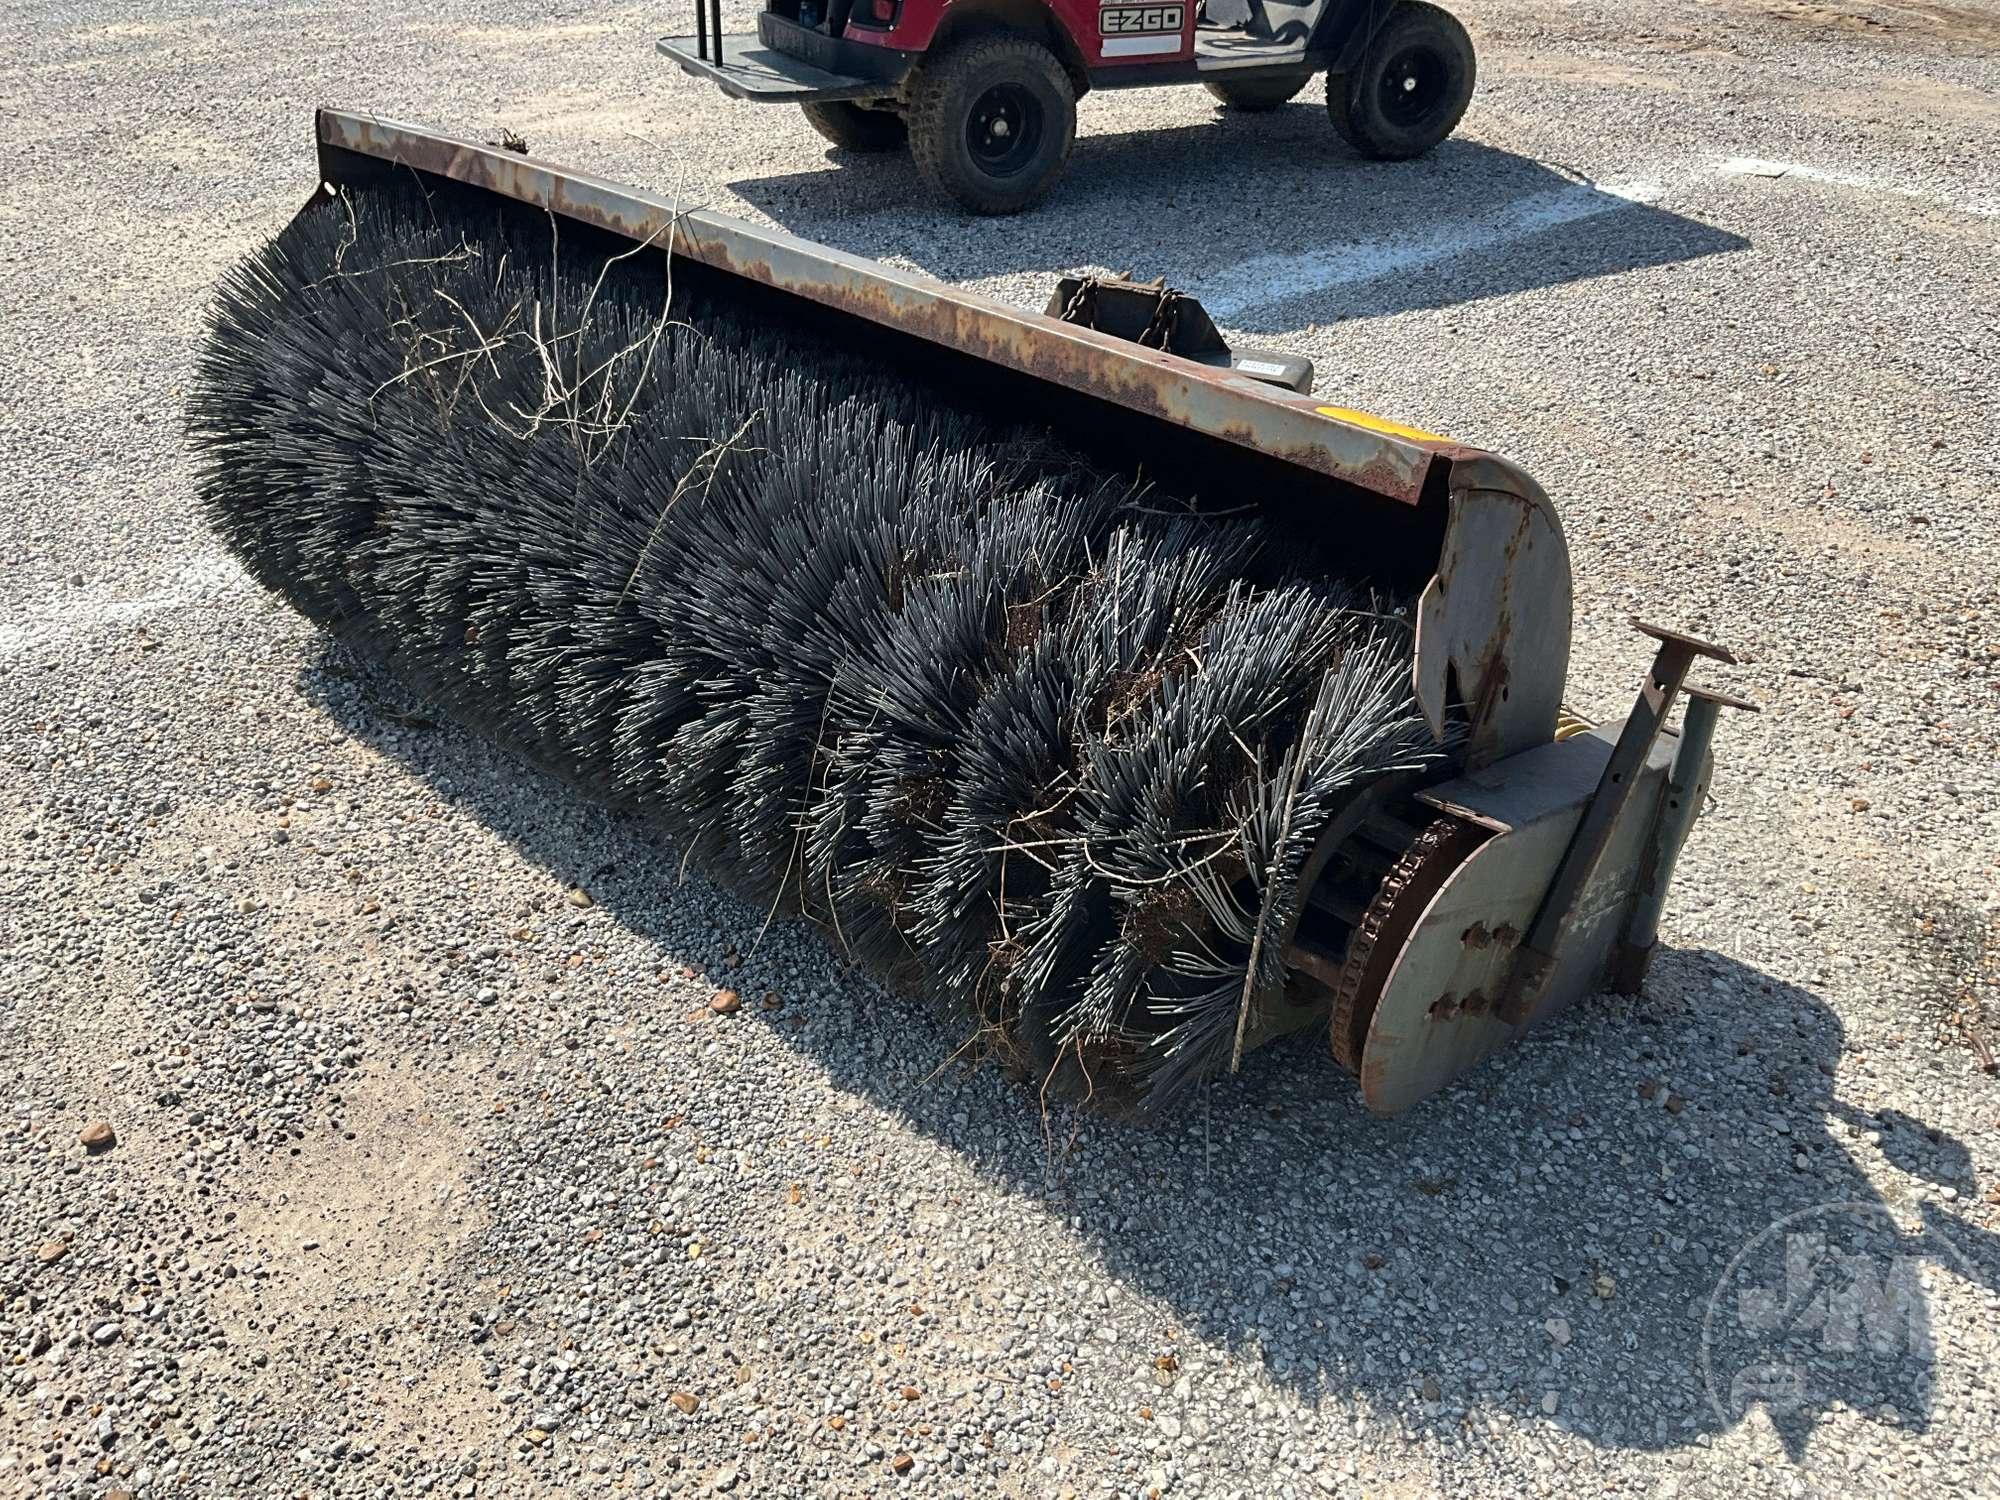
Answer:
[188,185,1447,1114]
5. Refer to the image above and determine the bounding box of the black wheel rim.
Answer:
[1377,44,1449,129]
[966,83,1043,178]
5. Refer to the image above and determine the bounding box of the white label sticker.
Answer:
[1235,358,1289,377]
[1101,33,1182,54]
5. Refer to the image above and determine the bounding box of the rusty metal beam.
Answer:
[313,108,1468,505]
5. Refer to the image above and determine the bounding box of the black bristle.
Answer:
[188,185,1450,1115]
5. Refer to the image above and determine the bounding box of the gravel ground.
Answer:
[3,0,1998,1495]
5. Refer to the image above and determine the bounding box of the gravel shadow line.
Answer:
[295,626,2000,1464]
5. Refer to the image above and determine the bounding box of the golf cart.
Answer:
[660,0,1477,214]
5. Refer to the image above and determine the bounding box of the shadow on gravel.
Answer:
[301,647,1997,1468]
[729,128,1748,333]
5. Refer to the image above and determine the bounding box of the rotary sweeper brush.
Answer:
[188,111,1754,1117]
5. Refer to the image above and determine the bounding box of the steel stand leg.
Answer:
[1498,621,1735,1025]
[1609,685,1760,993]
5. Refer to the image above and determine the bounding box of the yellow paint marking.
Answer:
[1314,406,1450,444]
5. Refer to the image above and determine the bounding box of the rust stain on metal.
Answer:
[1428,988,1493,1021]
[1429,484,1549,767]
[1466,639,1512,747]
[1358,1042,1392,1100]
[1288,939,1346,989]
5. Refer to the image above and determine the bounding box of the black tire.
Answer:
[1203,71,1313,112]
[1328,1,1475,160]
[908,35,1076,215]
[800,100,908,152]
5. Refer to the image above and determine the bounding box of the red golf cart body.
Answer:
[659,0,1476,212]
[666,0,1387,103]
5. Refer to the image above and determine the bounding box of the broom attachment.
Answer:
[189,185,1448,1114]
